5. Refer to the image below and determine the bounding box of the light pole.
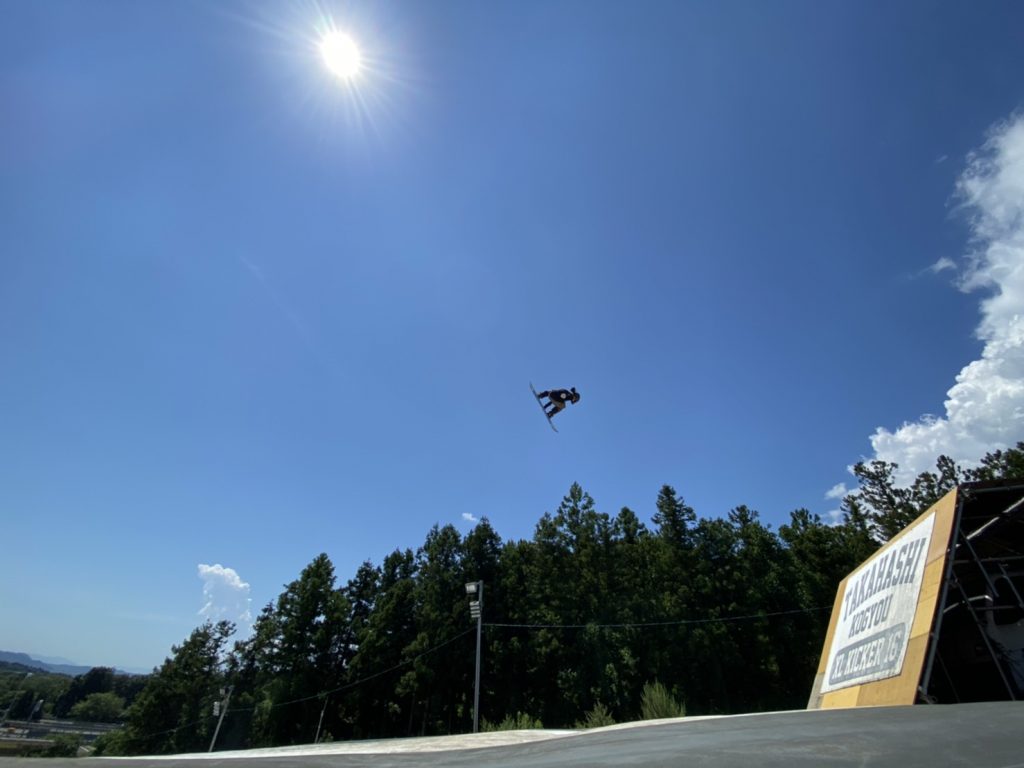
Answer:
[465,580,483,734]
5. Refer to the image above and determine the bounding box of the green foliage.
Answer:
[116,620,235,755]
[964,441,1024,482]
[52,666,145,721]
[55,668,115,718]
[2,690,34,720]
[576,701,615,728]
[42,733,82,757]
[653,485,696,550]
[107,445,1022,754]
[481,711,544,731]
[0,669,70,720]
[91,729,130,756]
[839,445,1024,542]
[69,692,125,722]
[232,554,350,747]
[842,454,965,541]
[640,681,685,720]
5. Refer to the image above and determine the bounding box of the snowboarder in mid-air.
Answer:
[537,387,580,419]
[529,383,580,432]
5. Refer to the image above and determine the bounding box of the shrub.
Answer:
[43,734,82,757]
[91,729,129,756]
[481,712,544,731]
[576,701,615,729]
[640,681,685,720]
[69,692,125,722]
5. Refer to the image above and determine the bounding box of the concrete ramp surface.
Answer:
[2,702,1021,768]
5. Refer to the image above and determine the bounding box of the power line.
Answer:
[117,627,476,747]
[108,606,829,750]
[231,627,475,711]
[484,605,830,630]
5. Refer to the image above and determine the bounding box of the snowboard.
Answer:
[530,383,558,433]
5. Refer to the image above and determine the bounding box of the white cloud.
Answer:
[461,512,479,523]
[822,483,848,526]
[198,564,252,629]
[870,113,1024,486]
[929,257,957,274]
[825,483,848,500]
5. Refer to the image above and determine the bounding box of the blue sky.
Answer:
[2,1,1024,672]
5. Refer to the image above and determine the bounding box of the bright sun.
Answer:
[320,31,361,80]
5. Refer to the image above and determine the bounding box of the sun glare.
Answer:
[320,31,361,80]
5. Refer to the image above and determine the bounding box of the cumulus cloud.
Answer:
[825,483,848,500]
[461,512,479,523]
[869,113,1024,485]
[198,564,252,629]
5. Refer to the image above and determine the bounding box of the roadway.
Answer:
[0,701,1020,767]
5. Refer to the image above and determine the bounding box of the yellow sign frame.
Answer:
[808,488,959,708]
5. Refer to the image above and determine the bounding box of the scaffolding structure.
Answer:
[918,480,1024,703]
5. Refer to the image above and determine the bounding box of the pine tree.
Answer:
[115,621,234,755]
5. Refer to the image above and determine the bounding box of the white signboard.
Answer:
[820,512,936,693]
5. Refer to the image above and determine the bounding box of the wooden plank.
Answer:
[854,635,930,706]
[819,685,860,709]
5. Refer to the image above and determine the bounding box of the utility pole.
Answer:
[465,580,483,733]
[208,685,233,753]
[314,695,329,744]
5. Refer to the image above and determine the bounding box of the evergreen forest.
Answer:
[90,445,1023,755]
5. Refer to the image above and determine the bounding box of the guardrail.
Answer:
[1,718,123,743]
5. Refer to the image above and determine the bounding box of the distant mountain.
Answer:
[0,654,48,674]
[32,653,82,667]
[0,651,92,676]
[0,651,145,677]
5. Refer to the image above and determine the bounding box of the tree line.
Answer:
[0,664,145,725]
[94,445,1024,755]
